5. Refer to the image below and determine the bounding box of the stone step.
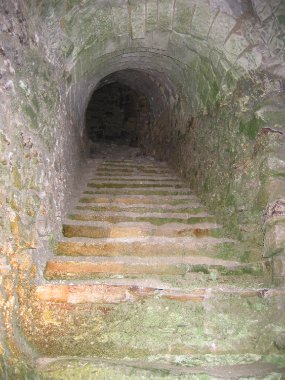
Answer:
[56,236,235,257]
[35,283,207,304]
[87,182,186,189]
[75,204,206,216]
[89,176,181,182]
[100,161,168,167]
[35,356,285,379]
[44,256,263,281]
[62,220,223,239]
[34,283,282,305]
[84,186,192,196]
[21,283,285,357]
[95,168,172,175]
[97,163,171,169]
[79,194,199,205]
[72,210,211,219]
[44,272,271,291]
[75,202,204,213]
[91,173,179,179]
[97,166,171,171]
[68,210,215,225]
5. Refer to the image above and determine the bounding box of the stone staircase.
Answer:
[20,148,285,378]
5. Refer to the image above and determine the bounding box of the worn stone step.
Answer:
[62,220,223,239]
[44,271,271,292]
[97,166,171,172]
[34,283,284,304]
[56,236,235,257]
[84,186,192,196]
[89,176,181,182]
[87,182,186,189]
[68,210,215,225]
[98,163,171,169]
[100,161,168,167]
[74,203,205,217]
[21,283,285,357]
[35,356,285,380]
[79,194,199,205]
[35,283,207,304]
[44,256,263,281]
[75,202,204,213]
[95,168,172,175]
[90,174,180,184]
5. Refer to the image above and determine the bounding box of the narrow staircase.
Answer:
[21,148,285,378]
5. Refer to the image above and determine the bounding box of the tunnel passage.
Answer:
[84,69,175,152]
[2,0,285,376]
[86,83,143,145]
[86,82,151,146]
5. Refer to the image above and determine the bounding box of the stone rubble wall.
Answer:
[0,0,87,375]
[0,0,285,374]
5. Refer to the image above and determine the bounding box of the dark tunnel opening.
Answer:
[85,82,151,147]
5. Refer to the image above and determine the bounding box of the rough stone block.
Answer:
[209,12,236,45]
[261,178,285,206]
[146,0,157,31]
[112,6,129,36]
[251,0,273,23]
[183,34,210,58]
[158,0,174,31]
[129,0,145,39]
[255,105,285,130]
[272,252,285,285]
[152,30,170,50]
[224,33,249,64]
[191,2,213,38]
[264,221,285,257]
[266,156,285,176]
[236,48,263,71]
[173,0,195,35]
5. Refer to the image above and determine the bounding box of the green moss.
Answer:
[22,105,38,130]
[192,265,210,274]
[48,234,56,251]
[239,117,261,140]
[277,14,285,25]
[12,166,23,190]
[32,96,40,112]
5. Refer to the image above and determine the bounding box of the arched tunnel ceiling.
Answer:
[28,0,285,78]
[95,69,175,117]
[24,0,285,126]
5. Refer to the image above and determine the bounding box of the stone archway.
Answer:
[1,0,285,376]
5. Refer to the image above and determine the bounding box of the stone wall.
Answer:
[0,0,86,375]
[0,0,285,374]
